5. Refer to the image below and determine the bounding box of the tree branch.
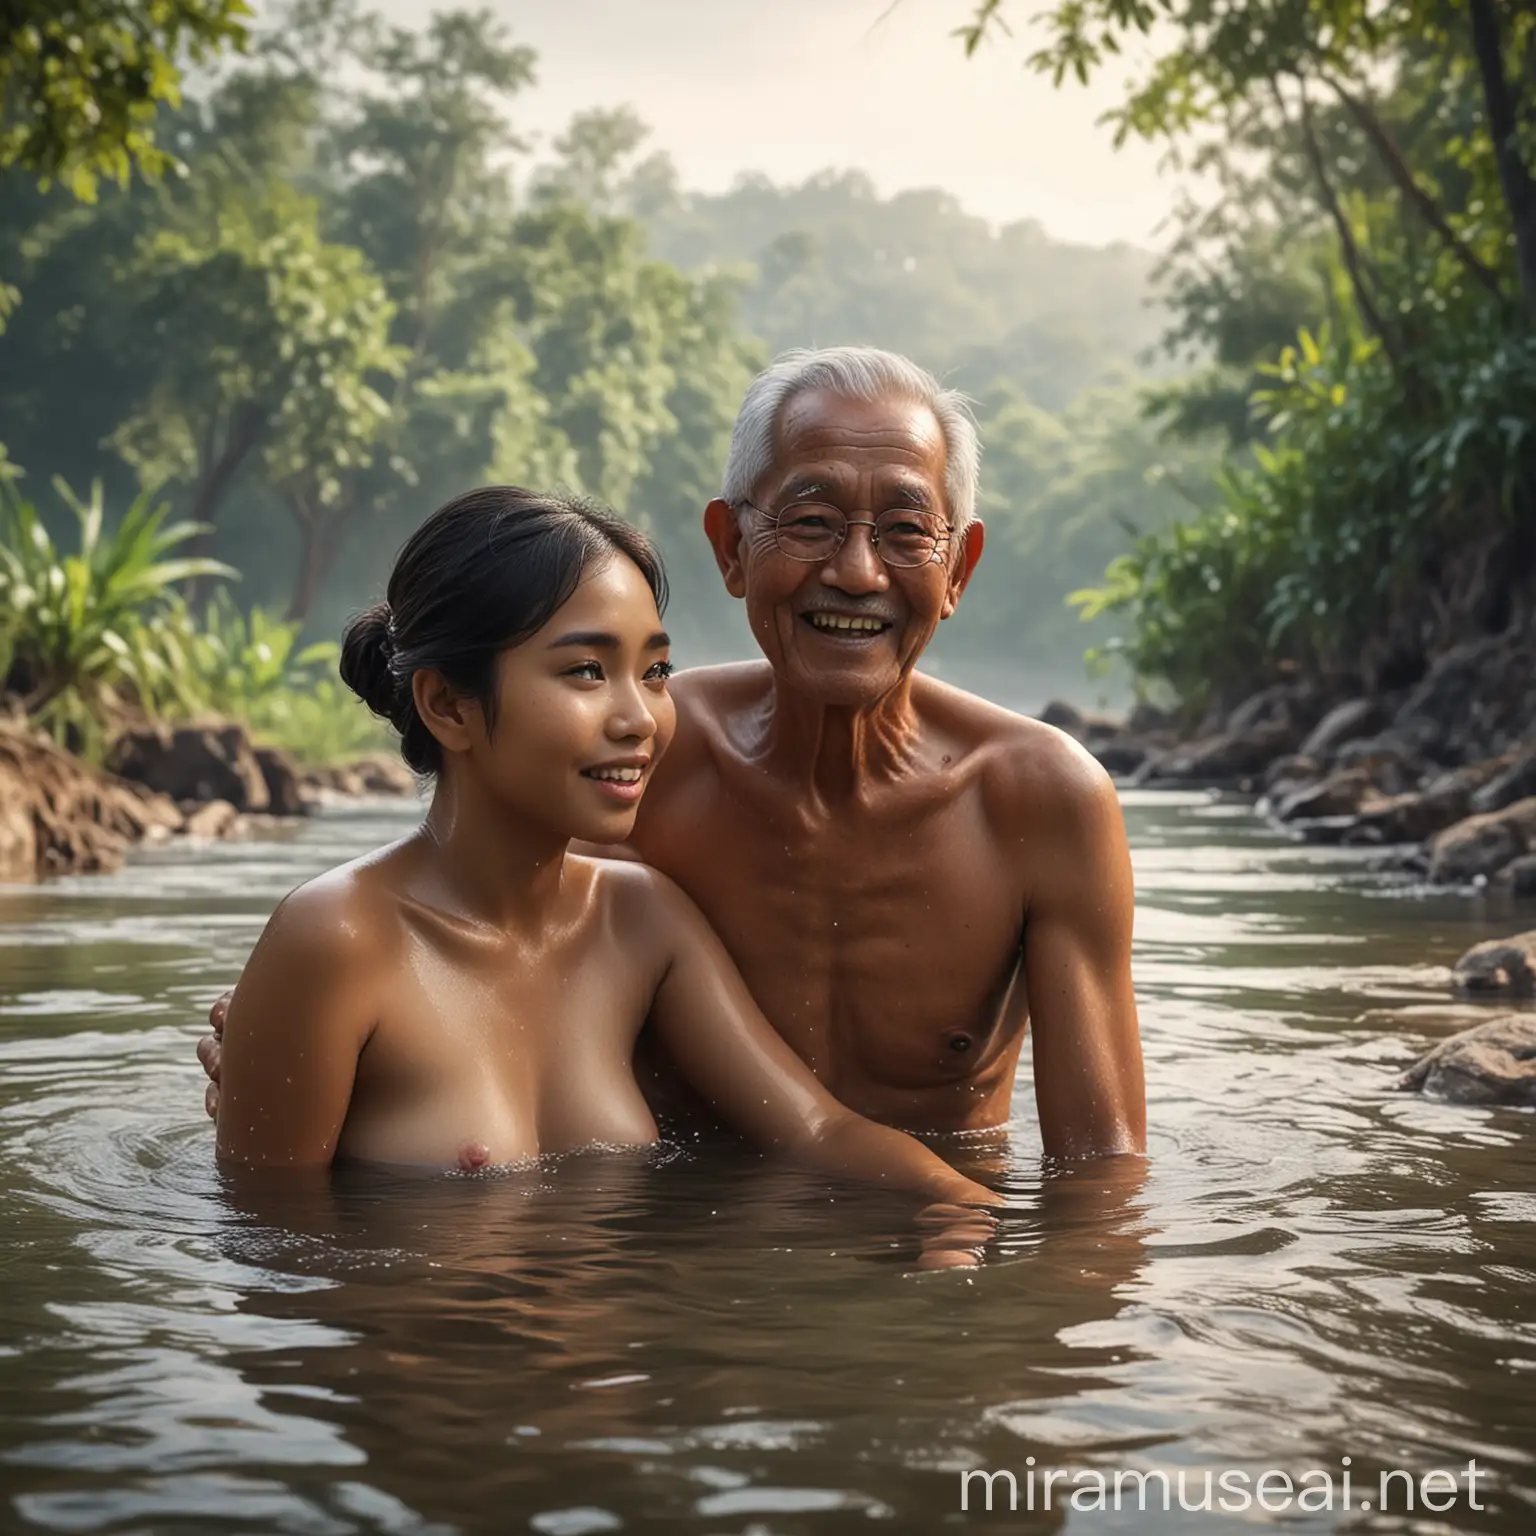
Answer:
[1285,79,1403,372]
[1323,75,1506,302]
[1467,0,1536,315]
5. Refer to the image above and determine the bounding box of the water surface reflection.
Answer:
[0,794,1532,1532]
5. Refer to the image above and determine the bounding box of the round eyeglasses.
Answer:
[738,500,951,568]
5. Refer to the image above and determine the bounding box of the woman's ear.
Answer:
[412,668,480,756]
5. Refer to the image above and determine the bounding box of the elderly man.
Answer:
[201,346,1143,1159]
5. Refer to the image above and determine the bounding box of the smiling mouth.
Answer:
[801,612,892,637]
[581,765,645,783]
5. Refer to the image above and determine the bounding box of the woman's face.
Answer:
[463,553,676,844]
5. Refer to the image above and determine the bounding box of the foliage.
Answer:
[111,177,404,542]
[0,0,1223,707]
[140,591,385,762]
[0,479,234,752]
[0,0,250,200]
[971,0,1536,708]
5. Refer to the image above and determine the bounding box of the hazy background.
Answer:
[368,0,1183,246]
[1,0,1224,715]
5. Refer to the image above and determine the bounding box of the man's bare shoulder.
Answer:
[912,674,1117,830]
[669,660,773,721]
[653,662,776,773]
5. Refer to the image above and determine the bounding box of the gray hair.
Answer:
[720,346,980,535]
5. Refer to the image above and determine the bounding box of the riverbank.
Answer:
[1049,623,1536,895]
[0,722,417,880]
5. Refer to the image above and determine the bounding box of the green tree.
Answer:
[964,0,1536,707]
[1,0,250,200]
[110,178,402,592]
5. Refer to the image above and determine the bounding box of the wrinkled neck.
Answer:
[416,763,569,931]
[759,672,922,805]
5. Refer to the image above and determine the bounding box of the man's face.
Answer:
[707,389,983,708]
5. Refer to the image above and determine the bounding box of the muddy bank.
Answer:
[0,723,417,880]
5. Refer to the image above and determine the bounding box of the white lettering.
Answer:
[1419,1470,1457,1512]
[1255,1470,1293,1512]
[960,1470,1016,1512]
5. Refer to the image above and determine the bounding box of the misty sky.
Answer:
[364,0,1183,247]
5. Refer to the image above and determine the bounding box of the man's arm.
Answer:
[1010,740,1146,1159]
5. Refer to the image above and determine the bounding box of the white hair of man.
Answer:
[720,345,981,537]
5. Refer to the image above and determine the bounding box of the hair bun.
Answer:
[339,602,402,722]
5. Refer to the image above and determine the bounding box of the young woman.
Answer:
[215,486,999,1218]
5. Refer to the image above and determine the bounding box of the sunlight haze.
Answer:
[367,0,1180,246]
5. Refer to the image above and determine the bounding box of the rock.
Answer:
[1127,701,1173,735]
[181,799,241,840]
[1502,856,1536,897]
[1140,721,1299,786]
[1299,698,1385,761]
[1226,683,1312,736]
[1333,735,1430,795]
[0,727,181,878]
[1451,930,1536,996]
[1274,768,1379,823]
[254,746,308,818]
[1397,1015,1536,1106]
[1038,700,1085,734]
[352,755,417,796]
[1088,738,1148,776]
[1428,811,1525,884]
[1264,753,1322,793]
[300,753,418,800]
[1351,783,1473,844]
[106,722,270,812]
[1469,747,1536,816]
[1392,633,1536,765]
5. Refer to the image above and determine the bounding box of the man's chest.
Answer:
[632,762,1028,1092]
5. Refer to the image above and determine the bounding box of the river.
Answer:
[0,792,1532,1534]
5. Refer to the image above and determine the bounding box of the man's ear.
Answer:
[412,667,480,756]
[940,518,985,619]
[703,498,748,599]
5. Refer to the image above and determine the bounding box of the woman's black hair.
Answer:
[339,485,669,775]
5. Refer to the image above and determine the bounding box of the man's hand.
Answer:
[197,992,232,1121]
[914,1201,998,1270]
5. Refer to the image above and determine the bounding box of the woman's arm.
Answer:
[215,878,382,1167]
[634,874,1001,1209]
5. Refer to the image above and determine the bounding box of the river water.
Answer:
[0,792,1532,1534]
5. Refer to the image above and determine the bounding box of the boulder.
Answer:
[1273,768,1379,823]
[1469,746,1536,817]
[1299,698,1385,761]
[1392,633,1536,765]
[106,722,270,812]
[1397,1015,1536,1106]
[1088,738,1148,776]
[182,799,241,840]
[1351,784,1473,844]
[300,753,418,800]
[1502,856,1536,898]
[1333,735,1430,795]
[255,746,308,818]
[1428,811,1525,885]
[1038,700,1085,734]
[1264,753,1322,793]
[1226,682,1321,736]
[1140,720,1298,786]
[1127,700,1173,736]
[1451,930,1536,996]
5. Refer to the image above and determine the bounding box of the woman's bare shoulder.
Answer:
[254,844,412,974]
